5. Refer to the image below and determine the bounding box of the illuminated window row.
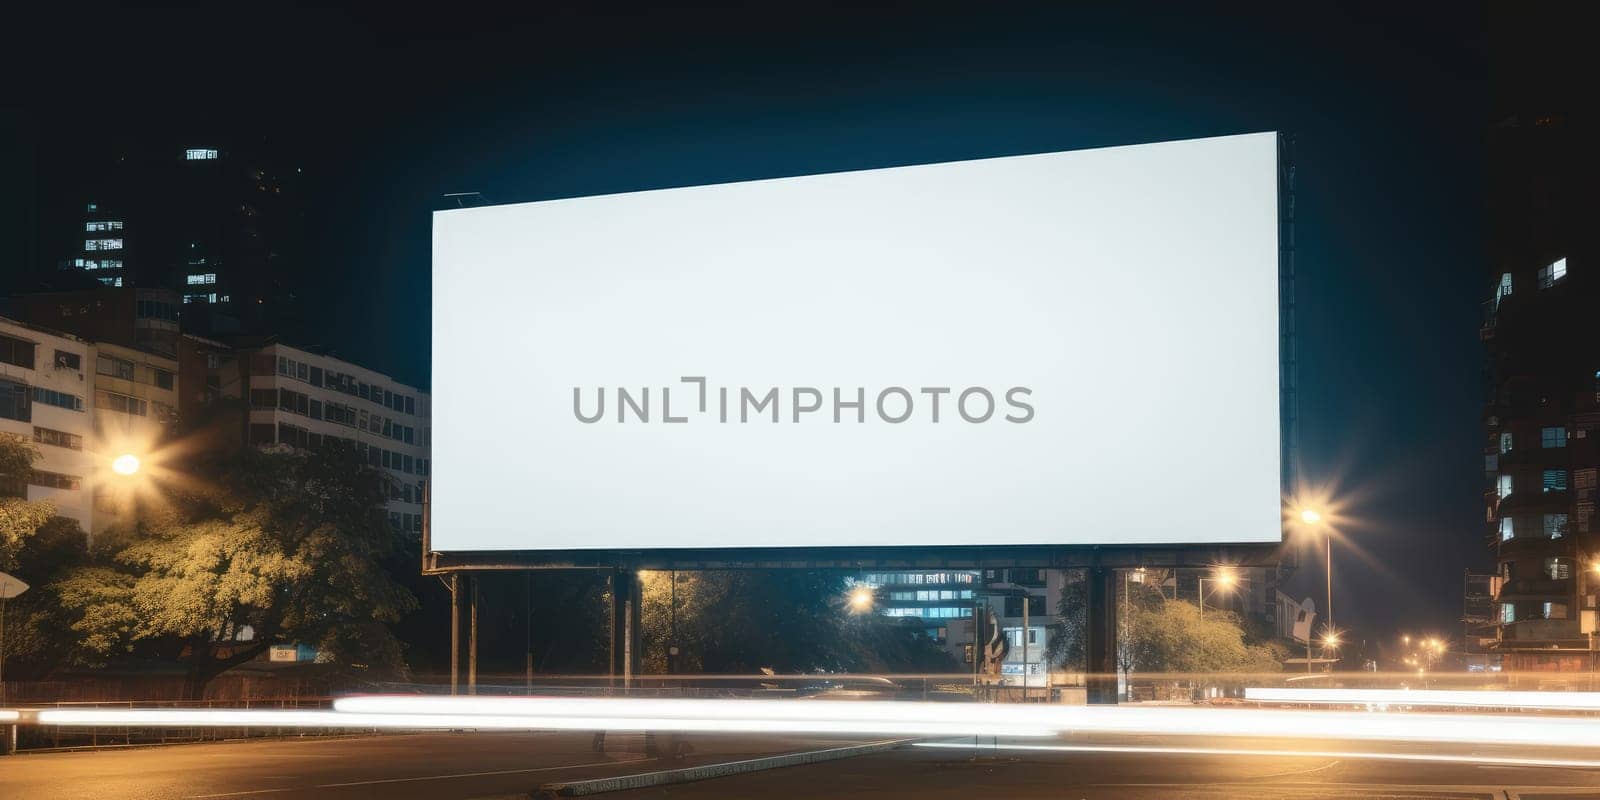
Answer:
[888,590,975,602]
[187,273,217,285]
[883,607,973,619]
[84,238,123,251]
[84,221,123,232]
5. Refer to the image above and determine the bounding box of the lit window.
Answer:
[186,148,219,160]
[1497,474,1512,499]
[186,273,217,285]
[1544,601,1569,620]
[1495,272,1512,305]
[1537,257,1567,288]
[1500,516,1514,541]
[97,276,122,287]
[1541,427,1567,448]
[1499,432,1512,454]
[1544,557,1572,580]
[1501,603,1515,624]
[1543,469,1569,492]
[1544,513,1568,539]
[85,238,122,251]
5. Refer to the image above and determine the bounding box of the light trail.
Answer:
[915,741,1600,770]
[0,709,18,723]
[29,697,1600,751]
[1245,687,1600,710]
[33,708,1052,738]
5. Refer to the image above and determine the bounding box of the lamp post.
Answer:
[1198,570,1238,616]
[1299,508,1334,635]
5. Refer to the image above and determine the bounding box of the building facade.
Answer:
[0,317,95,534]
[241,342,429,535]
[1481,101,1592,672]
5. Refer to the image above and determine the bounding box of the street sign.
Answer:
[0,572,28,600]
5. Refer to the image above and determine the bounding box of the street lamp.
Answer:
[1296,505,1335,636]
[112,453,141,476]
[848,586,874,613]
[1198,569,1238,616]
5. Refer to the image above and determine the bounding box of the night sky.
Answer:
[7,3,1509,645]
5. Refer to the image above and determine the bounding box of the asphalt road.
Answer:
[4,730,1600,799]
[0,730,878,800]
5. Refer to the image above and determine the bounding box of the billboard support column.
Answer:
[449,573,461,696]
[468,575,479,695]
[609,568,640,690]
[1086,566,1119,705]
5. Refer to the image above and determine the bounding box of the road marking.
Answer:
[915,741,1600,771]
[190,790,292,798]
[314,757,646,788]
[188,758,645,797]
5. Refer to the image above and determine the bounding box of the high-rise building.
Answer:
[52,139,305,336]
[1479,17,1591,672]
[65,202,129,288]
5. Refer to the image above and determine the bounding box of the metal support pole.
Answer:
[525,572,534,693]
[1326,535,1334,634]
[1086,567,1119,705]
[608,569,639,691]
[623,598,634,691]
[468,575,479,695]
[449,573,461,696]
[1021,591,1030,702]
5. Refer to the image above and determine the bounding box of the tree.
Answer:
[1,434,90,680]
[0,433,56,572]
[57,442,418,698]
[639,570,955,675]
[1123,601,1281,676]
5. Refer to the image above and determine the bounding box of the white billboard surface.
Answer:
[432,132,1281,551]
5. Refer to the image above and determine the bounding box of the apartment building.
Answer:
[241,342,429,535]
[0,317,94,534]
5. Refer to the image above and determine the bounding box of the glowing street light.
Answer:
[848,586,874,612]
[1199,568,1239,616]
[1299,508,1323,525]
[111,453,142,476]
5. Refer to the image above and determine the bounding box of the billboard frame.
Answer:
[423,132,1296,576]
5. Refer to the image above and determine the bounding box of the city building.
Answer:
[0,316,94,535]
[1480,103,1591,672]
[240,342,429,534]
[50,139,306,335]
[64,202,130,288]
[87,339,180,532]
[11,286,182,357]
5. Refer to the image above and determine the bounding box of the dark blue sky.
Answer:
[10,3,1495,643]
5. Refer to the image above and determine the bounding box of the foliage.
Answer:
[1123,601,1282,675]
[56,442,418,697]
[639,570,955,675]
[0,516,90,679]
[1050,569,1280,678]
[0,433,55,572]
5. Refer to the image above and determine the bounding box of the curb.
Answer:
[534,738,913,797]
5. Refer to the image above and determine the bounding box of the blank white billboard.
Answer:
[432,132,1281,551]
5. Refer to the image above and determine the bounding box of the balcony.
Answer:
[1495,576,1572,601]
[1498,617,1582,643]
[1496,535,1573,557]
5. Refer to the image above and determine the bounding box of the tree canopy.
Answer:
[57,441,417,697]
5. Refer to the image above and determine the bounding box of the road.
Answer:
[4,730,1600,799]
[0,730,878,800]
